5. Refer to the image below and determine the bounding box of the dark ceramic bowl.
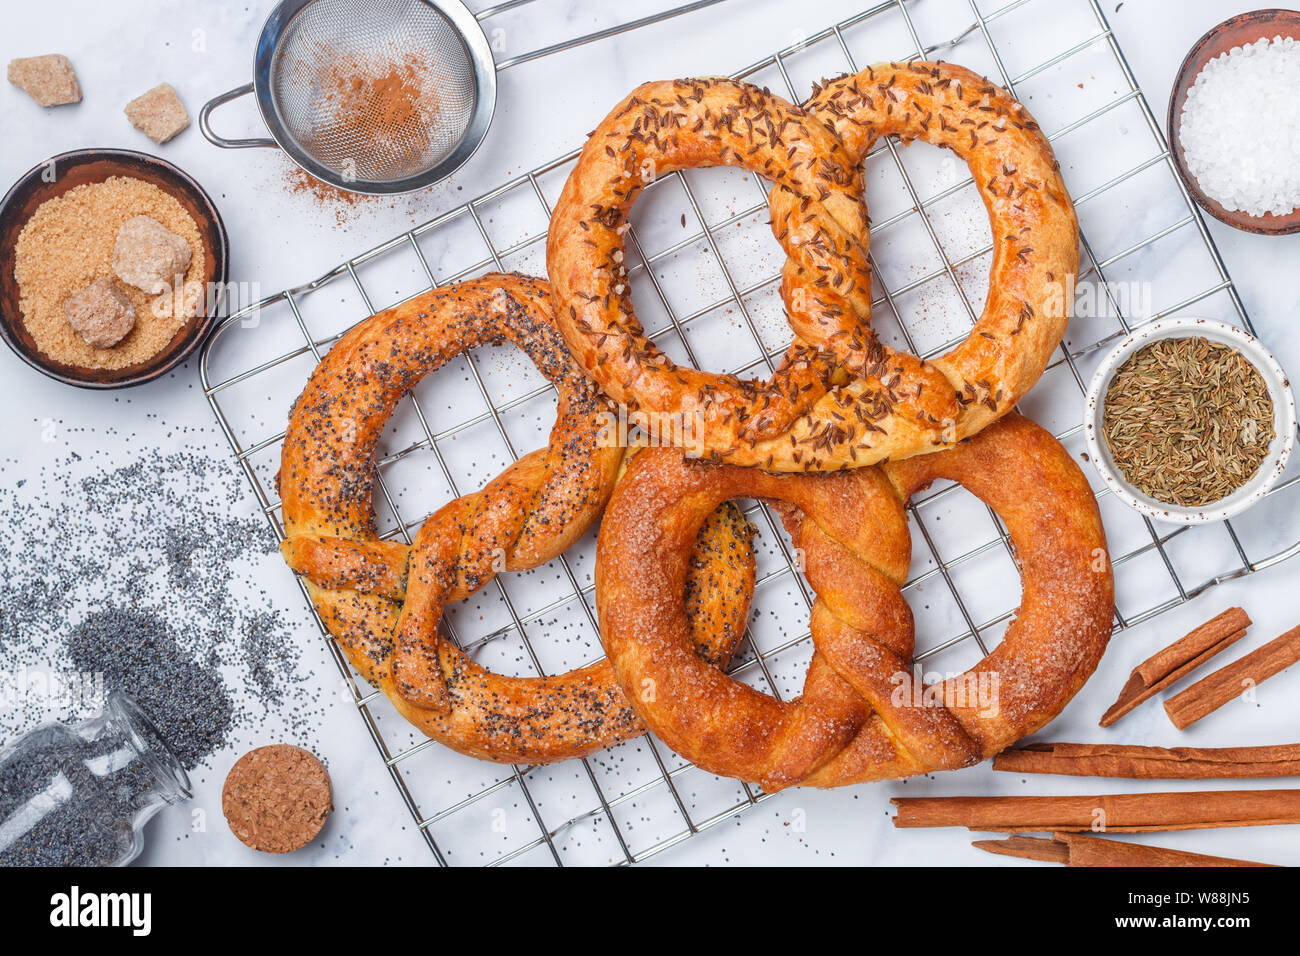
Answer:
[0,149,229,388]
[1168,8,1300,235]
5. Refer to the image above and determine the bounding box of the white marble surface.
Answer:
[1,0,1299,867]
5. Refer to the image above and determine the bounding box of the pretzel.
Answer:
[547,77,868,461]
[548,70,1078,470]
[278,274,756,762]
[771,62,1079,454]
[596,414,1113,790]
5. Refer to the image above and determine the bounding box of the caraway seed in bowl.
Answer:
[1102,336,1275,507]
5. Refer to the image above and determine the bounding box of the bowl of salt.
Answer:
[1168,8,1300,235]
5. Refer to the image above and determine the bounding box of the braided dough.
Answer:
[596,415,1113,789]
[548,78,868,455]
[548,69,1077,470]
[772,62,1079,453]
[278,274,756,762]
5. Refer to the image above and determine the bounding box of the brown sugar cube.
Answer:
[222,745,333,854]
[124,83,190,144]
[8,54,82,107]
[63,277,136,349]
[112,215,192,294]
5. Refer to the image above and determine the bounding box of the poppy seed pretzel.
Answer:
[278,274,757,762]
[298,502,756,763]
[596,415,1113,790]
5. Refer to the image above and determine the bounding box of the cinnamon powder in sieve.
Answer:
[345,62,424,129]
[13,176,205,370]
[308,51,439,178]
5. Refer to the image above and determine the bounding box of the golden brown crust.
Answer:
[278,274,757,763]
[548,68,1078,471]
[279,274,623,709]
[307,501,755,763]
[772,62,1080,450]
[547,77,868,452]
[595,415,1113,789]
[279,275,615,570]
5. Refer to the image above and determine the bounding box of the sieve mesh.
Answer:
[269,0,478,185]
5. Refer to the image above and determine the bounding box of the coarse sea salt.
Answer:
[1179,35,1300,218]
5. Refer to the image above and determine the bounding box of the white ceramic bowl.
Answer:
[1083,317,1296,525]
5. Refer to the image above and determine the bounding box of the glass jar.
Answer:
[0,690,191,866]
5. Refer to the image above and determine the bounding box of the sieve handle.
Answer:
[199,84,278,150]
[493,0,729,70]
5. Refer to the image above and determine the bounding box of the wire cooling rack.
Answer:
[200,0,1300,865]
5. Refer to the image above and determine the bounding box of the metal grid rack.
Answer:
[200,0,1300,866]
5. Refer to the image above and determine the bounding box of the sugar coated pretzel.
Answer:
[548,71,1077,470]
[278,274,756,762]
[596,415,1113,789]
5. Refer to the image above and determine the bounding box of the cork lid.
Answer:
[222,744,333,854]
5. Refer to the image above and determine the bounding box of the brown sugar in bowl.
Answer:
[0,148,229,388]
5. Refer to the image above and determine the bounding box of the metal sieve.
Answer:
[200,0,727,195]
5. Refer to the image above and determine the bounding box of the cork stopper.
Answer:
[221,744,333,854]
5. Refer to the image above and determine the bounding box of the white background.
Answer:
[2,0,1299,867]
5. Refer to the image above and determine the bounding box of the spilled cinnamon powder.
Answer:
[281,163,405,227]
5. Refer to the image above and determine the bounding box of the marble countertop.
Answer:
[2,0,1299,867]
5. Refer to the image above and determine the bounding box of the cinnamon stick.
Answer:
[994,742,1300,778]
[1165,624,1300,730]
[973,834,1070,863]
[892,788,1300,832]
[973,832,1276,867]
[1100,607,1250,726]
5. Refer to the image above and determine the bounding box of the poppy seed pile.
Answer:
[0,423,321,769]
[65,609,234,770]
